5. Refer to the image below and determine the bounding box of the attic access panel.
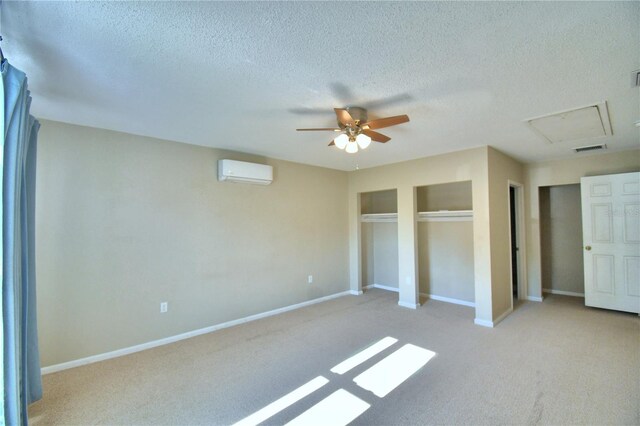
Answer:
[526,102,612,143]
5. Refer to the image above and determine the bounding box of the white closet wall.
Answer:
[361,190,399,290]
[417,181,475,305]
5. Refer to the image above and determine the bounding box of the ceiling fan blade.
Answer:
[362,129,391,143]
[334,108,355,126]
[296,128,341,131]
[362,93,414,110]
[328,140,335,146]
[363,114,410,130]
[289,107,336,115]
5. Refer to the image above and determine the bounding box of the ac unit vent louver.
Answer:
[574,144,607,153]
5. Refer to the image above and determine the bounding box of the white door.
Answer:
[581,172,640,314]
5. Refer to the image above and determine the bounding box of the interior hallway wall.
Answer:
[36,120,350,367]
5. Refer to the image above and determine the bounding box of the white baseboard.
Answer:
[350,290,364,295]
[526,296,543,302]
[369,284,399,293]
[398,300,420,309]
[420,293,475,307]
[474,318,494,327]
[367,284,416,307]
[474,307,513,328]
[41,290,353,375]
[543,288,585,298]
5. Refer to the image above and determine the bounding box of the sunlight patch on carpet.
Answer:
[330,336,398,375]
[233,376,329,426]
[284,389,370,426]
[353,344,436,397]
[234,338,436,425]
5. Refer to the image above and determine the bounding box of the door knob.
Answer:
[585,246,592,251]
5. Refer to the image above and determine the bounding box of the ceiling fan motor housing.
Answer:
[344,106,368,126]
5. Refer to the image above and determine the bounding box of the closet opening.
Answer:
[416,181,475,307]
[360,189,399,299]
[539,184,585,299]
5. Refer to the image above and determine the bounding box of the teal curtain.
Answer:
[1,60,42,425]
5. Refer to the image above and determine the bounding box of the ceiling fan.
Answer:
[296,107,410,153]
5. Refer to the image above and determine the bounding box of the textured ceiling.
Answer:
[2,1,639,171]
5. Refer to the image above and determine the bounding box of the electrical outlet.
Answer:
[308,275,313,284]
[160,302,168,313]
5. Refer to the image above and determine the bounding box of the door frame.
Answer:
[508,180,527,307]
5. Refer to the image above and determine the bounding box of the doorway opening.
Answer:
[508,181,525,307]
[510,187,518,299]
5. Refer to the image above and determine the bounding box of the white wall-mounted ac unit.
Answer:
[217,159,273,185]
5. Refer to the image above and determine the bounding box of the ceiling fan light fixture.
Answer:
[356,133,372,149]
[296,106,409,153]
[334,133,349,149]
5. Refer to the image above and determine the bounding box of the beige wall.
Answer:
[539,184,584,295]
[417,181,473,212]
[524,149,640,299]
[361,222,399,288]
[361,189,398,214]
[348,146,517,324]
[36,120,349,366]
[361,222,375,286]
[40,120,622,366]
[418,221,475,302]
[372,223,399,287]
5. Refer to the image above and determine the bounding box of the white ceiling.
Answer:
[2,1,639,171]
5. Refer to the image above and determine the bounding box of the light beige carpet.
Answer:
[29,290,639,425]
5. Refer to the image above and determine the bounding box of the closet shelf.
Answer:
[418,210,473,222]
[361,210,473,222]
[360,213,398,222]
